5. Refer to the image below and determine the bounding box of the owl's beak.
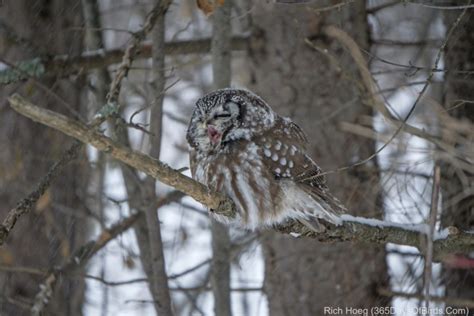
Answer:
[207,125,222,145]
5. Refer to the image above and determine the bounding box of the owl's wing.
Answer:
[290,153,328,190]
[258,116,327,188]
[257,118,345,218]
[291,153,346,216]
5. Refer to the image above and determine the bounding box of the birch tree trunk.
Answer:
[248,2,388,314]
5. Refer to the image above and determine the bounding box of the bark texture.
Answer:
[441,9,474,313]
[210,0,233,315]
[0,1,88,315]
[248,2,389,314]
[142,1,174,313]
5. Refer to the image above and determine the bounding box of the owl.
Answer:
[186,88,345,231]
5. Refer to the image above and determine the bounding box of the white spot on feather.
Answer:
[290,145,297,155]
[274,141,282,151]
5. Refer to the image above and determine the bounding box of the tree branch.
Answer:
[377,288,474,309]
[0,0,174,248]
[106,0,172,105]
[0,142,81,245]
[0,36,248,85]
[29,189,182,315]
[8,94,474,261]
[8,94,235,216]
[278,216,474,261]
[31,212,143,316]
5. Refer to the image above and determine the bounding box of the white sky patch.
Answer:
[86,144,99,163]
[231,244,268,316]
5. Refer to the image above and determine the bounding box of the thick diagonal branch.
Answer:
[8,94,474,261]
[9,94,235,216]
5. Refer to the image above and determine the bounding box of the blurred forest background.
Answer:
[0,0,473,315]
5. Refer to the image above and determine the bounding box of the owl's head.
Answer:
[187,88,275,153]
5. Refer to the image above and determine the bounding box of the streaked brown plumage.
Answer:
[186,88,345,230]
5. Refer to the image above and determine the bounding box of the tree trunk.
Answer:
[441,9,474,312]
[0,1,88,315]
[210,0,233,315]
[248,2,388,314]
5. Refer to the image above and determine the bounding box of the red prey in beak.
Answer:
[207,125,222,145]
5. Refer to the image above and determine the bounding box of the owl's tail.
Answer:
[307,190,345,226]
[280,180,344,228]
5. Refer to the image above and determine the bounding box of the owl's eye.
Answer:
[214,113,232,119]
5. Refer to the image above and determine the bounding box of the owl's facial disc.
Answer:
[188,89,277,155]
[204,101,240,146]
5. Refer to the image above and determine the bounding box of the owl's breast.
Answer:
[196,141,285,229]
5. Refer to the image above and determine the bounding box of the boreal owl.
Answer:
[186,88,345,231]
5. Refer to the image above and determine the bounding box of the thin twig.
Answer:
[106,0,172,105]
[307,0,355,12]
[0,142,81,245]
[366,1,399,14]
[405,1,474,10]
[308,8,470,178]
[30,212,143,316]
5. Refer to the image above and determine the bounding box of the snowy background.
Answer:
[70,1,456,315]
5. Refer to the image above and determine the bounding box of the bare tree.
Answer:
[210,0,233,315]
